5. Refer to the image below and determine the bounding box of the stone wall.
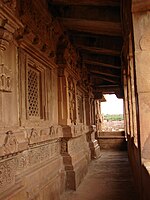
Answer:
[97,131,126,150]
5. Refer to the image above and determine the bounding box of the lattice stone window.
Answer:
[26,59,47,120]
[28,66,41,118]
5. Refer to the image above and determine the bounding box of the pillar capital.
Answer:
[57,65,66,77]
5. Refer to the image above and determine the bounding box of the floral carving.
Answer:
[0,158,16,189]
[17,141,60,172]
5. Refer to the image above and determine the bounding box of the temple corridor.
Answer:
[61,150,138,200]
[61,150,137,200]
[1,0,150,200]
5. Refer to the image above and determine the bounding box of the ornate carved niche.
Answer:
[2,131,18,155]
[28,128,40,145]
[0,64,12,92]
[67,76,76,124]
[77,93,84,123]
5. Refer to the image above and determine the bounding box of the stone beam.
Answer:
[94,85,120,94]
[60,18,122,36]
[77,45,120,56]
[52,5,120,23]
[89,69,120,78]
[90,73,120,84]
[82,52,121,66]
[49,0,120,6]
[69,31,123,51]
[84,60,121,69]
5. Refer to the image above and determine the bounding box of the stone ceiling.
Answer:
[48,0,123,97]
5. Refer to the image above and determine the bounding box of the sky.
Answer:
[101,94,124,115]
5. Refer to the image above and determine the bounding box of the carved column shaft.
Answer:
[58,66,68,125]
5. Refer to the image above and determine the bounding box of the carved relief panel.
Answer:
[77,94,84,123]
[67,76,76,124]
[0,64,12,92]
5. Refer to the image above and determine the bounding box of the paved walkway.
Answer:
[61,151,137,200]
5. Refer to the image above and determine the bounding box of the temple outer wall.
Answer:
[0,1,100,199]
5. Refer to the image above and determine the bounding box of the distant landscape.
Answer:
[104,114,124,121]
[102,114,124,131]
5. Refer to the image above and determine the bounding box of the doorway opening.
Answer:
[101,94,124,132]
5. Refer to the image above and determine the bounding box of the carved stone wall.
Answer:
[0,1,98,199]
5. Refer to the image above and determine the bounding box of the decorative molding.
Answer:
[0,2,24,45]
[17,141,60,172]
[2,0,17,12]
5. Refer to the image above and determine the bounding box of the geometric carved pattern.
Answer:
[28,66,40,117]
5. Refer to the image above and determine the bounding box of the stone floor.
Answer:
[61,150,138,200]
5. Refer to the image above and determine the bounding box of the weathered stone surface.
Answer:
[61,151,137,200]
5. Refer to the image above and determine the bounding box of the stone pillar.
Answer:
[132,5,150,159]
[128,52,138,144]
[127,58,134,138]
[84,95,90,126]
[58,66,68,125]
[123,69,130,136]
